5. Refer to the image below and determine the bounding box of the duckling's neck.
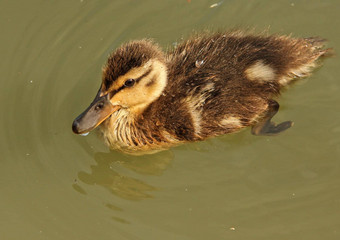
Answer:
[100,99,179,151]
[100,109,136,150]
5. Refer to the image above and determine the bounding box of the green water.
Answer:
[1,0,340,239]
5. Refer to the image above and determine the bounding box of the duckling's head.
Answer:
[72,40,167,135]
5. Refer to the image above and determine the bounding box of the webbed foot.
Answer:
[251,100,293,136]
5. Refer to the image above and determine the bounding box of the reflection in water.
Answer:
[74,150,173,200]
[72,150,173,224]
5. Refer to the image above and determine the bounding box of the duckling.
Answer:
[72,31,330,153]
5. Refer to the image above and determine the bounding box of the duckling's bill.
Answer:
[72,93,120,135]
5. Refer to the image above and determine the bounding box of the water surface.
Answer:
[1,0,340,239]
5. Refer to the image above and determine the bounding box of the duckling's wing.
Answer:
[165,32,330,138]
[168,31,330,90]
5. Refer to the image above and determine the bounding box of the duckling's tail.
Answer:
[277,36,332,86]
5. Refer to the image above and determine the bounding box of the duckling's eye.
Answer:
[124,79,135,87]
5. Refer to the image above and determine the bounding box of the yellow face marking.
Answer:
[103,60,167,114]
[245,60,276,82]
[101,61,153,95]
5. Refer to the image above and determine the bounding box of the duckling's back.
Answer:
[149,31,329,140]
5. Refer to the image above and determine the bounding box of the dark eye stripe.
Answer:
[146,74,157,87]
[110,68,153,96]
[135,68,152,83]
